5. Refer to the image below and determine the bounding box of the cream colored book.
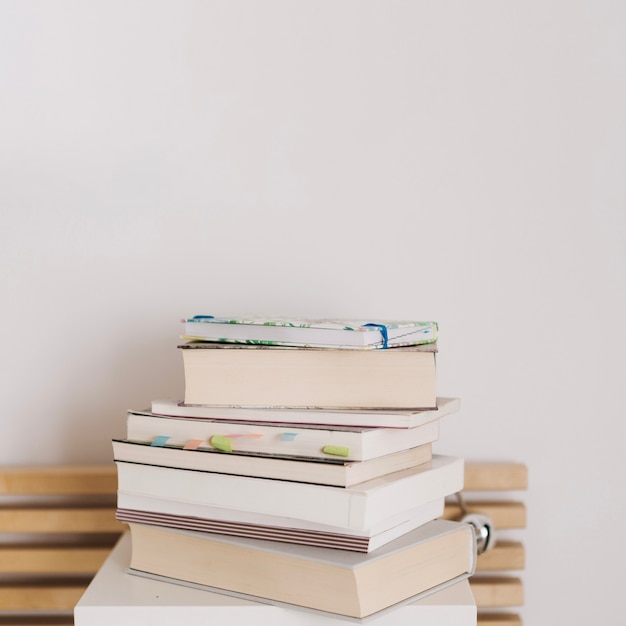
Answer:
[180,342,438,409]
[127,519,476,619]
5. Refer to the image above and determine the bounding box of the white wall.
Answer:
[1,1,625,623]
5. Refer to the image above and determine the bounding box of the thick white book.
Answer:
[115,495,444,553]
[150,397,459,430]
[112,439,434,488]
[115,454,464,531]
[116,492,446,552]
[74,533,477,626]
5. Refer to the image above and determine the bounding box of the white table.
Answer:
[75,533,476,626]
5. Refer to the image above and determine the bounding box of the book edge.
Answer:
[125,567,472,622]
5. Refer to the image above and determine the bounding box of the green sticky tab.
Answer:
[322,445,350,457]
[210,435,233,453]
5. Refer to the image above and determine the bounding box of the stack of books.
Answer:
[113,316,477,621]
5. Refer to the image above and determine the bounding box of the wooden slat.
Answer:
[0,508,125,533]
[0,546,112,574]
[0,463,529,495]
[470,577,524,608]
[443,500,527,529]
[478,613,522,626]
[0,583,88,611]
[0,614,74,626]
[0,542,523,576]
[464,464,527,491]
[476,541,525,571]
[0,466,117,496]
[0,619,74,625]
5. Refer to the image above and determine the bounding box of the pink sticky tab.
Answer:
[183,439,204,450]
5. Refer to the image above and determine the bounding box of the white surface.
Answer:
[74,533,476,626]
[2,3,625,625]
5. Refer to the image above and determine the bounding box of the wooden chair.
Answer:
[452,463,527,626]
[0,462,527,626]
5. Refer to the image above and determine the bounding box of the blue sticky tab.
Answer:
[151,436,170,447]
[191,315,215,320]
[280,433,298,442]
[363,323,389,348]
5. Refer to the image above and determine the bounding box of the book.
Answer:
[112,439,434,487]
[151,396,459,428]
[180,342,438,409]
[182,315,438,349]
[116,492,447,552]
[116,497,444,553]
[130,398,461,460]
[115,454,464,531]
[126,519,476,619]
[74,532,478,626]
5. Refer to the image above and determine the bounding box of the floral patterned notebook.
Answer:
[182,316,438,349]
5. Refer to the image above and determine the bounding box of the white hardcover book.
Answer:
[116,491,445,548]
[115,496,445,553]
[115,454,464,531]
[128,404,448,462]
[74,533,477,626]
[150,396,459,430]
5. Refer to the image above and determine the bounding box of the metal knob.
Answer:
[455,492,496,555]
[462,512,495,555]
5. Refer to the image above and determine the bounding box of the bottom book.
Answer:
[75,532,477,626]
[125,519,476,620]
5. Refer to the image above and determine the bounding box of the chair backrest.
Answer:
[0,465,125,624]
[444,462,528,626]
[0,462,527,626]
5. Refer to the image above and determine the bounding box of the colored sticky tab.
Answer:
[245,433,264,439]
[151,436,170,447]
[210,435,233,453]
[183,439,204,450]
[322,445,350,457]
[280,432,298,442]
